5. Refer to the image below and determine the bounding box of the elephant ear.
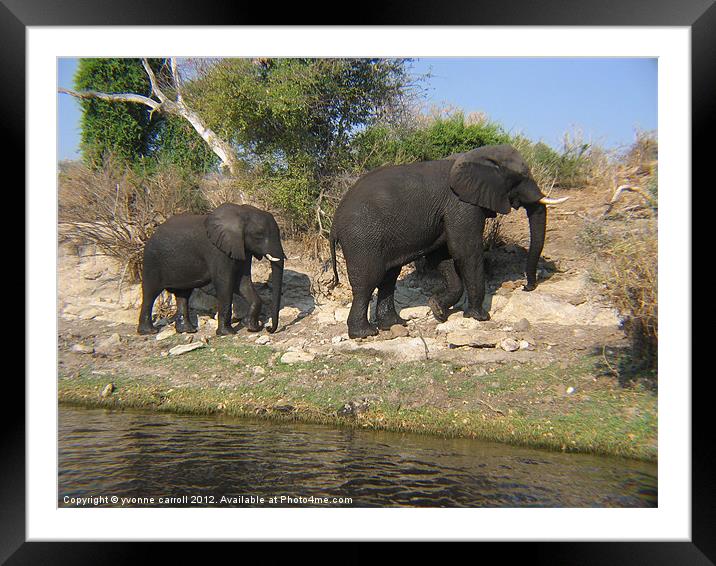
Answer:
[449,156,512,214]
[205,203,246,260]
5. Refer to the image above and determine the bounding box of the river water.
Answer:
[59,406,657,508]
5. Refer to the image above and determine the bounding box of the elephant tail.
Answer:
[328,231,339,289]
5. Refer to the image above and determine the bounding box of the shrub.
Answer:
[578,220,657,376]
[354,110,511,169]
[512,134,593,191]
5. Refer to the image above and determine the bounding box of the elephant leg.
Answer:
[346,261,382,338]
[454,252,489,321]
[429,260,465,323]
[170,288,197,334]
[213,268,238,335]
[426,247,465,323]
[237,266,263,332]
[447,212,490,321]
[137,281,162,335]
[375,267,407,330]
[347,284,380,338]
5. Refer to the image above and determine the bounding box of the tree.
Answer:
[60,57,417,230]
[73,58,160,166]
[189,58,413,175]
[61,58,237,174]
[185,58,415,228]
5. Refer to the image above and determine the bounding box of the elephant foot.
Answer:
[348,323,379,339]
[376,314,408,331]
[137,324,159,335]
[428,296,450,323]
[464,307,490,321]
[216,324,238,336]
[242,317,264,332]
[523,282,537,292]
[175,316,197,334]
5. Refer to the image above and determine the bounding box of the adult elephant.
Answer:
[137,203,285,336]
[329,144,567,339]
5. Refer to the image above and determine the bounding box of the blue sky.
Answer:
[57,57,657,162]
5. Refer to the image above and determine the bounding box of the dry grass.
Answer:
[574,132,658,376]
[58,156,208,282]
[578,217,657,375]
[600,225,657,372]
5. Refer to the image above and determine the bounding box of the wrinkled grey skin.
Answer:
[329,144,550,339]
[137,203,285,336]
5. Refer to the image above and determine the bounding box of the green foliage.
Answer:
[511,136,592,189]
[75,58,218,173]
[150,115,219,174]
[354,112,511,169]
[186,58,413,228]
[75,58,159,166]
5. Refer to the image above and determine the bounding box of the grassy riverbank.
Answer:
[58,335,657,461]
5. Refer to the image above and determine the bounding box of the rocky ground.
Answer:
[57,183,657,459]
[58,182,630,372]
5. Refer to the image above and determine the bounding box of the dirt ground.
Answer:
[58,180,641,374]
[56,179,658,459]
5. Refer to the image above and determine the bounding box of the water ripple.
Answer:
[59,407,657,508]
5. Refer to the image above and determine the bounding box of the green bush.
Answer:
[512,136,592,189]
[354,112,511,169]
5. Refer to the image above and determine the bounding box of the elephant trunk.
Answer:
[524,202,547,291]
[267,259,284,333]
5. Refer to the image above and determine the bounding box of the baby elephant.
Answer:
[137,203,285,336]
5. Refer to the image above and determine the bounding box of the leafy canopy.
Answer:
[74,58,217,172]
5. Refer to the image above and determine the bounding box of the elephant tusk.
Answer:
[538,196,569,205]
[266,254,282,262]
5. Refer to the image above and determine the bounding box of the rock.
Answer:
[566,386,575,395]
[334,307,350,323]
[280,351,315,364]
[77,307,102,320]
[200,317,218,332]
[445,329,500,348]
[71,343,94,354]
[446,331,476,347]
[491,290,620,327]
[514,318,531,332]
[435,312,481,333]
[100,383,115,398]
[518,340,532,350]
[255,335,271,346]
[95,333,121,355]
[280,306,301,321]
[499,338,520,352]
[331,335,346,345]
[168,342,205,356]
[156,326,177,341]
[568,295,587,306]
[389,324,409,339]
[272,404,295,413]
[399,306,431,320]
[252,366,266,376]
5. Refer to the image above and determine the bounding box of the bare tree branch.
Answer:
[58,58,239,176]
[170,58,183,104]
[141,58,168,103]
[58,87,162,111]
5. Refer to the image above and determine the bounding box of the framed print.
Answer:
[10,0,707,561]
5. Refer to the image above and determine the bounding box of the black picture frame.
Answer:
[10,0,705,562]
